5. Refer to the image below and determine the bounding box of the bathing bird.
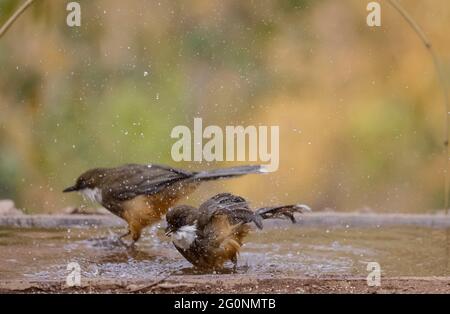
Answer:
[165,193,310,270]
[63,164,266,245]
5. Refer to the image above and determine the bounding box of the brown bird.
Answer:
[165,193,310,270]
[63,164,266,244]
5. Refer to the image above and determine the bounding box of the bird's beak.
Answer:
[165,226,175,237]
[63,185,78,193]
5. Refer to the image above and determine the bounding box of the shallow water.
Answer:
[0,225,449,281]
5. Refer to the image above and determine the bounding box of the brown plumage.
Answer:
[63,164,265,244]
[165,193,311,270]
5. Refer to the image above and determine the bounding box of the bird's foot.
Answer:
[126,241,137,250]
[116,231,134,247]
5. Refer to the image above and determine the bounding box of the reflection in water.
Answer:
[0,225,449,281]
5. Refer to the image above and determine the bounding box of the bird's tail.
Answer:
[191,165,267,181]
[254,204,311,224]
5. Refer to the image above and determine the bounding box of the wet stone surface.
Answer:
[1,224,450,284]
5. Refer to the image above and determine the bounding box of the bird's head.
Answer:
[165,205,198,236]
[63,168,108,193]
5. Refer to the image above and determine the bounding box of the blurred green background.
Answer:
[0,0,449,213]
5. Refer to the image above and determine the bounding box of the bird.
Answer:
[63,163,266,245]
[165,193,310,270]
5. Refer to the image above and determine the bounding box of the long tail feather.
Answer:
[191,165,267,181]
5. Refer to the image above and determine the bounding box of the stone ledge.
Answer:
[1,275,450,293]
[1,212,450,228]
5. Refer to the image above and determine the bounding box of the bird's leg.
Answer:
[118,221,142,247]
[124,232,141,250]
[119,230,130,239]
[231,256,238,273]
[130,225,142,244]
[117,230,130,246]
[126,241,137,251]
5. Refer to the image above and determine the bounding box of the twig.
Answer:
[127,274,172,293]
[387,0,450,215]
[0,0,36,39]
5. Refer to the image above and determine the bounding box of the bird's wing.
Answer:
[197,193,262,233]
[199,193,250,212]
[255,204,311,223]
[103,164,193,200]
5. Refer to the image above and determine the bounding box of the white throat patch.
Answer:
[172,224,197,249]
[81,188,103,204]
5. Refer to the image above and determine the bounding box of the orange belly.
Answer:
[121,182,199,241]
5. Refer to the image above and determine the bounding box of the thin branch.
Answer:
[0,0,36,39]
[127,274,172,293]
[387,0,450,215]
